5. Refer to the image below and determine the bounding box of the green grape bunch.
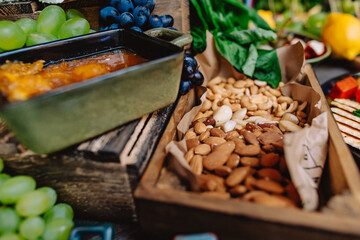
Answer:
[0,158,74,240]
[0,5,93,52]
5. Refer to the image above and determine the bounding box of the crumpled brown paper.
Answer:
[166,32,328,211]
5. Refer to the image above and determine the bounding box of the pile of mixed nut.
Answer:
[183,75,309,208]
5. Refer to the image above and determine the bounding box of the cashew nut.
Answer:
[234,80,247,89]
[257,100,273,111]
[285,101,298,113]
[203,110,214,118]
[275,105,285,117]
[200,99,212,112]
[250,85,259,95]
[266,86,281,97]
[277,96,293,104]
[227,77,236,84]
[208,76,225,87]
[279,120,302,132]
[254,80,267,87]
[253,110,272,119]
[281,113,299,125]
[212,99,221,111]
[245,79,254,88]
[225,84,246,95]
[298,101,307,112]
[280,102,288,110]
[250,94,268,104]
[206,89,216,101]
[245,88,251,96]
[241,95,257,111]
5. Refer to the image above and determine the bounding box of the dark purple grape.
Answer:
[144,0,155,13]
[130,26,143,32]
[179,80,192,95]
[184,54,198,69]
[109,0,121,7]
[100,6,121,25]
[189,70,204,86]
[148,15,163,28]
[100,25,110,31]
[117,0,134,13]
[159,15,174,27]
[119,12,134,28]
[182,63,196,78]
[109,23,120,29]
[133,0,147,6]
[133,5,150,17]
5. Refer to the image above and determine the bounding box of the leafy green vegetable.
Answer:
[353,109,360,118]
[190,0,282,87]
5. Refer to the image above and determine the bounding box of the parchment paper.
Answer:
[166,32,328,210]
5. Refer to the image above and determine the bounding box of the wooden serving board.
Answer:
[134,65,360,239]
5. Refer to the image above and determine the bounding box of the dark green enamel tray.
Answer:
[0,28,191,154]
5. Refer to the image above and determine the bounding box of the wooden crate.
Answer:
[134,64,360,240]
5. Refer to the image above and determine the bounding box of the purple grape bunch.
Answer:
[179,53,204,95]
[100,0,174,31]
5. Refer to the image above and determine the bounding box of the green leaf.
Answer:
[353,109,360,118]
[254,49,282,88]
[242,44,258,77]
[190,0,282,87]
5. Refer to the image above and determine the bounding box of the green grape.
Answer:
[16,190,50,217]
[42,218,73,240]
[0,233,24,240]
[0,158,3,172]
[0,175,36,204]
[43,203,73,222]
[15,18,37,36]
[66,9,85,19]
[19,217,45,240]
[0,173,11,187]
[58,17,90,39]
[26,32,57,47]
[36,5,66,37]
[37,187,57,211]
[0,21,26,51]
[0,208,20,234]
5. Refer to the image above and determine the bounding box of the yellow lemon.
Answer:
[257,10,276,29]
[322,13,360,60]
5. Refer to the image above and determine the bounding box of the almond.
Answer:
[285,182,301,206]
[225,130,240,140]
[235,144,261,156]
[229,185,247,196]
[194,144,211,155]
[184,148,194,163]
[186,138,200,150]
[257,168,282,182]
[190,155,203,175]
[244,175,256,191]
[214,166,232,176]
[199,129,211,141]
[184,129,197,140]
[240,157,260,167]
[254,179,284,194]
[210,128,226,138]
[243,190,268,201]
[203,137,227,146]
[194,122,207,134]
[201,191,231,199]
[258,131,283,145]
[260,152,279,167]
[226,153,240,168]
[253,194,295,208]
[225,166,251,187]
[203,141,235,170]
[243,131,259,145]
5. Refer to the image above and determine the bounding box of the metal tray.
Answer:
[0,28,191,154]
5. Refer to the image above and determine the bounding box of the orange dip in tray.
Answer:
[0,49,147,102]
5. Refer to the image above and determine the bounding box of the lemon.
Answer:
[257,10,276,29]
[322,13,360,60]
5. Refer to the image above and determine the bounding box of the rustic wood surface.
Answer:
[134,65,360,239]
